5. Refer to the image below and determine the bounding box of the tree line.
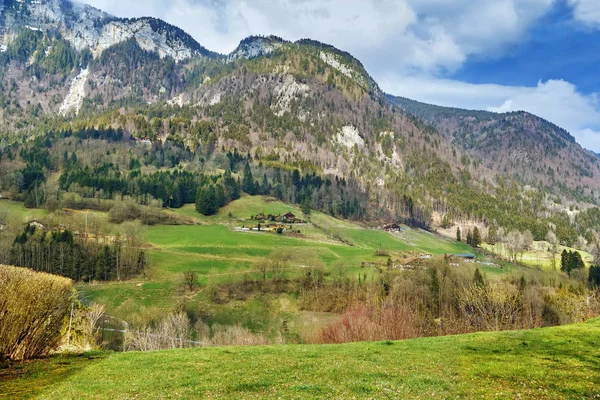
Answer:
[10,224,146,282]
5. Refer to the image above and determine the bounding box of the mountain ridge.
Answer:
[1,0,600,246]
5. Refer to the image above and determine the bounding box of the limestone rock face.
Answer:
[0,0,211,62]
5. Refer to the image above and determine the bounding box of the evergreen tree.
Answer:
[487,225,497,245]
[466,229,473,246]
[300,197,312,216]
[196,185,219,216]
[472,227,481,248]
[456,227,461,242]
[242,162,256,195]
[560,249,569,274]
[292,169,301,189]
[589,265,600,287]
[223,169,240,201]
[216,184,226,207]
[261,174,270,195]
[561,250,585,276]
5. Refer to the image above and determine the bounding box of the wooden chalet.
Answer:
[282,212,297,223]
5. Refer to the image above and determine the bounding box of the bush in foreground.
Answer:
[0,265,73,360]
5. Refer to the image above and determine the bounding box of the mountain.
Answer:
[1,0,599,246]
[0,0,216,61]
[387,95,600,201]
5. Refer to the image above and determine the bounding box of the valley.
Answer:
[1,1,600,398]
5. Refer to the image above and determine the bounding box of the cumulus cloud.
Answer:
[82,0,554,74]
[569,0,600,27]
[383,76,600,151]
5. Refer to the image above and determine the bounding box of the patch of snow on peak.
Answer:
[59,68,89,116]
[337,125,364,149]
[272,75,309,117]
[0,44,6,53]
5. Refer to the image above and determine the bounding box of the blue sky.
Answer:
[84,0,600,151]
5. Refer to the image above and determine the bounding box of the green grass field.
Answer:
[78,196,480,328]
[2,318,599,399]
[481,242,594,271]
[0,199,48,221]
[3,195,522,334]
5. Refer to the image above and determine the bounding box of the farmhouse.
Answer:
[282,212,298,223]
[383,223,404,232]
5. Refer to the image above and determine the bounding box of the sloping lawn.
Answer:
[2,319,599,399]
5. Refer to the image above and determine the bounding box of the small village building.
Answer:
[282,212,297,223]
[383,223,402,232]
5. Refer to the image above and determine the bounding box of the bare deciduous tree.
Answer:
[546,231,560,270]
[183,270,198,292]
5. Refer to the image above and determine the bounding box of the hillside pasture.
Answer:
[2,318,599,399]
[482,241,594,271]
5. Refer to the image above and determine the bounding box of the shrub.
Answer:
[124,313,273,350]
[314,303,420,344]
[124,313,192,351]
[0,265,73,360]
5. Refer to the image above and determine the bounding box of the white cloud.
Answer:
[79,0,600,151]
[382,76,600,151]
[569,0,600,27]
[82,0,554,74]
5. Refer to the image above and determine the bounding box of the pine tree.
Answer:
[589,265,600,287]
[261,174,270,195]
[301,197,312,216]
[216,184,226,207]
[466,229,473,246]
[242,162,256,195]
[487,225,497,245]
[472,227,481,248]
[196,185,219,216]
[456,227,461,242]
[560,249,570,274]
[561,250,585,276]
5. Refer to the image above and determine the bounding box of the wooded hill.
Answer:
[1,0,600,251]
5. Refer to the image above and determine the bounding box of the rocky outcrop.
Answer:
[1,0,211,62]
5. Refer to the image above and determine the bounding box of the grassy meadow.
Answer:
[481,242,594,271]
[2,318,599,399]
[76,195,483,330]
[1,195,540,337]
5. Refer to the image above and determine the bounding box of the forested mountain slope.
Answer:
[1,0,600,249]
[387,95,600,202]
